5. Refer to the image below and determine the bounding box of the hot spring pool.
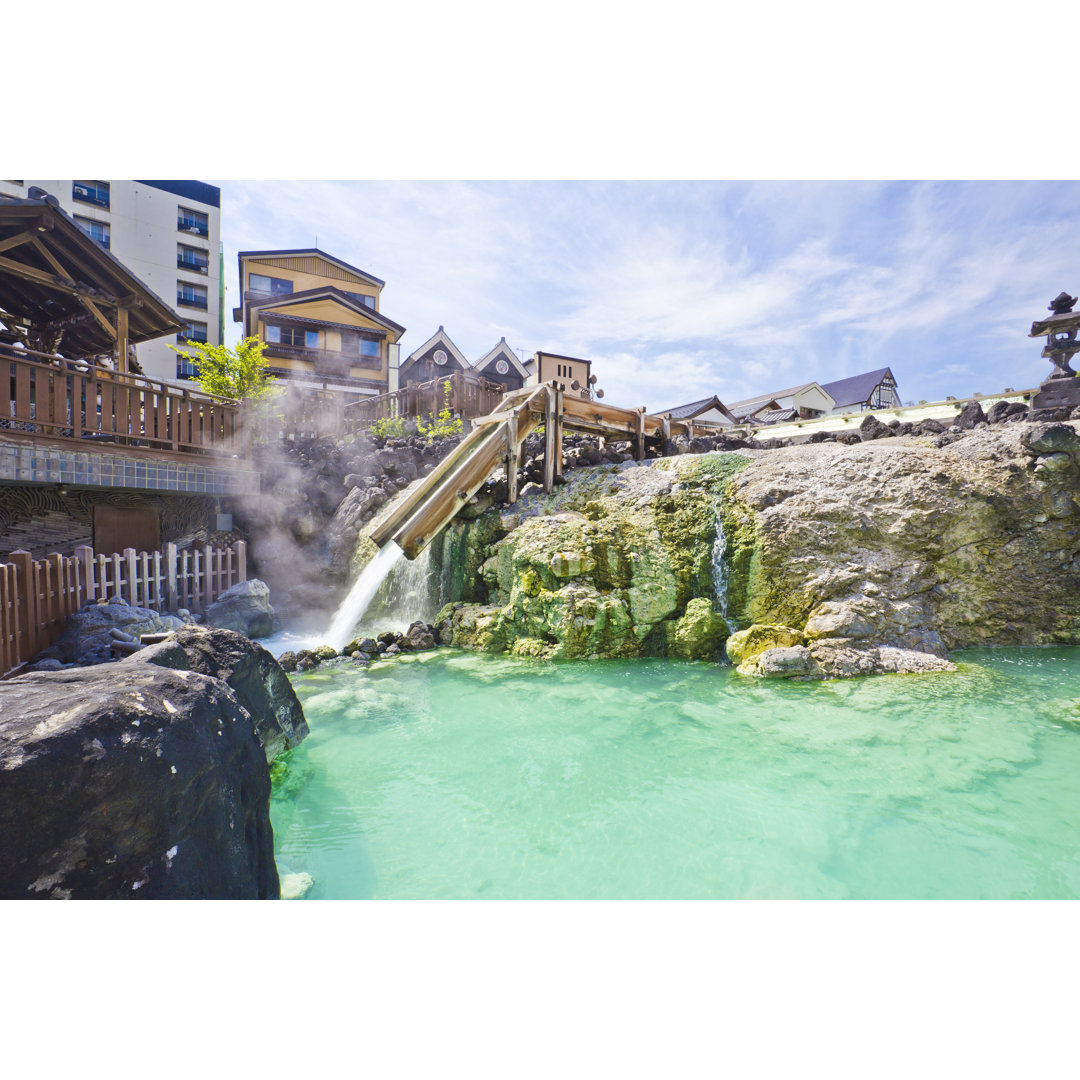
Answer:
[269,647,1080,899]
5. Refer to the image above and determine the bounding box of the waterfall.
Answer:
[711,507,738,634]
[324,541,405,650]
[377,543,439,630]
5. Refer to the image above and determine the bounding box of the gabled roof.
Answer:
[820,367,896,408]
[246,285,405,336]
[0,195,180,355]
[753,408,799,425]
[656,395,738,423]
[472,337,529,379]
[239,248,385,288]
[728,397,783,420]
[400,326,470,374]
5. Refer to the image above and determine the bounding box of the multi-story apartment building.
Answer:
[234,248,405,401]
[0,180,221,384]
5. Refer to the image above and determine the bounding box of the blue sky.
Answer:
[221,180,1078,411]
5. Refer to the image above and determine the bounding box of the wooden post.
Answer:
[554,386,564,481]
[10,551,36,662]
[661,416,671,444]
[140,551,150,609]
[165,543,178,611]
[506,414,519,504]
[76,545,95,605]
[235,540,247,583]
[635,407,646,461]
[47,552,64,626]
[204,543,214,609]
[543,385,556,493]
[124,548,137,606]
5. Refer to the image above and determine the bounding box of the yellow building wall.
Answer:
[244,257,381,308]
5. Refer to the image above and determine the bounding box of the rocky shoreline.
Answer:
[383,416,1080,679]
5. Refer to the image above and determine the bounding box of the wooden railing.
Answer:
[0,540,247,679]
[1,343,243,455]
[344,371,505,431]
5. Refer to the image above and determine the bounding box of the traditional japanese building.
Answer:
[728,382,835,424]
[820,367,901,413]
[398,326,470,387]
[525,351,593,399]
[472,337,528,393]
[656,396,738,427]
[234,248,405,401]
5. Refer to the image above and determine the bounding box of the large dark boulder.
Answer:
[955,400,988,430]
[0,665,278,900]
[204,578,276,639]
[50,600,189,665]
[128,626,308,763]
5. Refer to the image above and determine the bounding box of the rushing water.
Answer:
[271,646,1080,899]
[323,542,405,650]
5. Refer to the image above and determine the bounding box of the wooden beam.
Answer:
[543,384,556,493]
[0,229,39,256]
[554,385,564,480]
[0,253,120,306]
[30,237,117,341]
[116,305,129,373]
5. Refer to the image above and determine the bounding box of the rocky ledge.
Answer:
[0,627,306,899]
[419,420,1080,678]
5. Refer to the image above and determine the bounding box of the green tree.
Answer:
[170,335,279,402]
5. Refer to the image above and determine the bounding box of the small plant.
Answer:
[417,380,464,442]
[370,415,408,439]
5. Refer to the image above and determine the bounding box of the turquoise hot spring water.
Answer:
[270,646,1080,900]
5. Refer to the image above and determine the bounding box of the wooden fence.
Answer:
[344,372,505,432]
[2,343,243,455]
[0,540,246,679]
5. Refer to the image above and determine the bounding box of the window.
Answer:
[343,290,376,308]
[73,181,109,208]
[178,206,209,237]
[249,273,293,298]
[265,324,317,348]
[340,333,380,358]
[177,243,209,273]
[177,320,208,344]
[177,282,208,309]
[74,216,110,249]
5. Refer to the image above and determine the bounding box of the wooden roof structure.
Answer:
[0,194,180,369]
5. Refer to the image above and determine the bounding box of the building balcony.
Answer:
[177,296,208,311]
[263,341,382,374]
[177,258,209,274]
[178,220,209,237]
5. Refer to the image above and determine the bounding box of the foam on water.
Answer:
[271,646,1080,899]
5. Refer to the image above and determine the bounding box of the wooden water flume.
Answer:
[367,383,690,561]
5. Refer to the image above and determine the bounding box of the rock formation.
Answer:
[415,420,1080,677]
[203,578,276,639]
[0,628,306,899]
[0,665,278,899]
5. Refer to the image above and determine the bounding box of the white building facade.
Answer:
[0,179,221,384]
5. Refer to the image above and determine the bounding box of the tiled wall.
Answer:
[0,440,260,496]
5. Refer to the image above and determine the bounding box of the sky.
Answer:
[220,180,1080,411]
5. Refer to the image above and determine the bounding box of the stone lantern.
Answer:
[1030,291,1080,410]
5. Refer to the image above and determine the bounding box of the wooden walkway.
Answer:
[368,383,691,559]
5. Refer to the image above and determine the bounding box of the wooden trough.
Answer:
[367,382,690,561]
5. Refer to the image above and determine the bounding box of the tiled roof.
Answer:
[753,408,799,425]
[657,396,735,421]
[820,368,895,408]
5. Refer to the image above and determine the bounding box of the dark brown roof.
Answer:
[246,286,405,336]
[0,195,181,355]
